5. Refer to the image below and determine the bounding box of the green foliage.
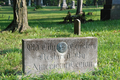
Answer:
[31,3,35,7]
[0,1,4,5]
[44,0,59,6]
[35,5,42,9]
[86,0,94,5]
[0,6,120,79]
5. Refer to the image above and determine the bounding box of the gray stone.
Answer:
[22,37,97,75]
[101,0,120,20]
[106,0,120,4]
[71,1,76,9]
[61,0,68,10]
[74,19,81,35]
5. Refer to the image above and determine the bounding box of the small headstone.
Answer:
[8,16,10,20]
[74,19,81,35]
[101,0,120,20]
[71,1,76,9]
[22,37,97,75]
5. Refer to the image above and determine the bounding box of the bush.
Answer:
[35,5,42,9]
[0,1,4,5]
[31,3,35,7]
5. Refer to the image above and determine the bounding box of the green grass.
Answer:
[0,6,120,80]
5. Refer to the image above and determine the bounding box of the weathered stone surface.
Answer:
[61,0,68,10]
[74,19,81,35]
[112,0,120,4]
[22,37,97,75]
[71,1,76,9]
[101,0,120,20]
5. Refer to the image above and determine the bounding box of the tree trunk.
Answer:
[58,0,61,7]
[94,0,98,8]
[28,0,31,6]
[2,0,30,33]
[34,0,37,6]
[41,0,43,5]
[94,0,96,6]
[76,0,83,15]
[8,0,11,6]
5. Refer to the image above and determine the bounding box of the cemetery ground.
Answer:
[0,6,120,80]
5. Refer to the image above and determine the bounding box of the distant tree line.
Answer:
[43,0,105,6]
[0,0,105,6]
[41,0,105,6]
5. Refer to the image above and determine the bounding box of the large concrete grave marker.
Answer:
[101,0,120,20]
[74,19,81,35]
[22,37,97,75]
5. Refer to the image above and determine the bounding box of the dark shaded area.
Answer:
[0,48,22,75]
[0,48,22,55]
[28,17,62,21]
[101,0,120,20]
[1,18,120,34]
[0,69,22,76]
[0,6,120,33]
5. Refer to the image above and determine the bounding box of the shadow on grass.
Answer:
[0,48,22,75]
[29,17,63,21]
[0,48,22,55]
[1,19,120,33]
[0,69,22,76]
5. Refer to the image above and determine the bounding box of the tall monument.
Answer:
[61,0,68,10]
[101,0,120,20]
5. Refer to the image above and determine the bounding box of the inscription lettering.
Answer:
[32,62,93,71]
[27,43,96,51]
[27,44,39,51]
[39,53,60,60]
[38,52,85,60]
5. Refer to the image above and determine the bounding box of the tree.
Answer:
[1,0,30,33]
[76,0,83,15]
[28,0,31,6]
[94,0,98,8]
[58,0,61,7]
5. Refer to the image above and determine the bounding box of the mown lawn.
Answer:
[0,6,120,80]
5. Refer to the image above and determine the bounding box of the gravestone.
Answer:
[22,37,97,75]
[74,19,81,35]
[101,0,120,20]
[8,0,11,6]
[8,16,10,21]
[61,0,68,10]
[71,1,76,9]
